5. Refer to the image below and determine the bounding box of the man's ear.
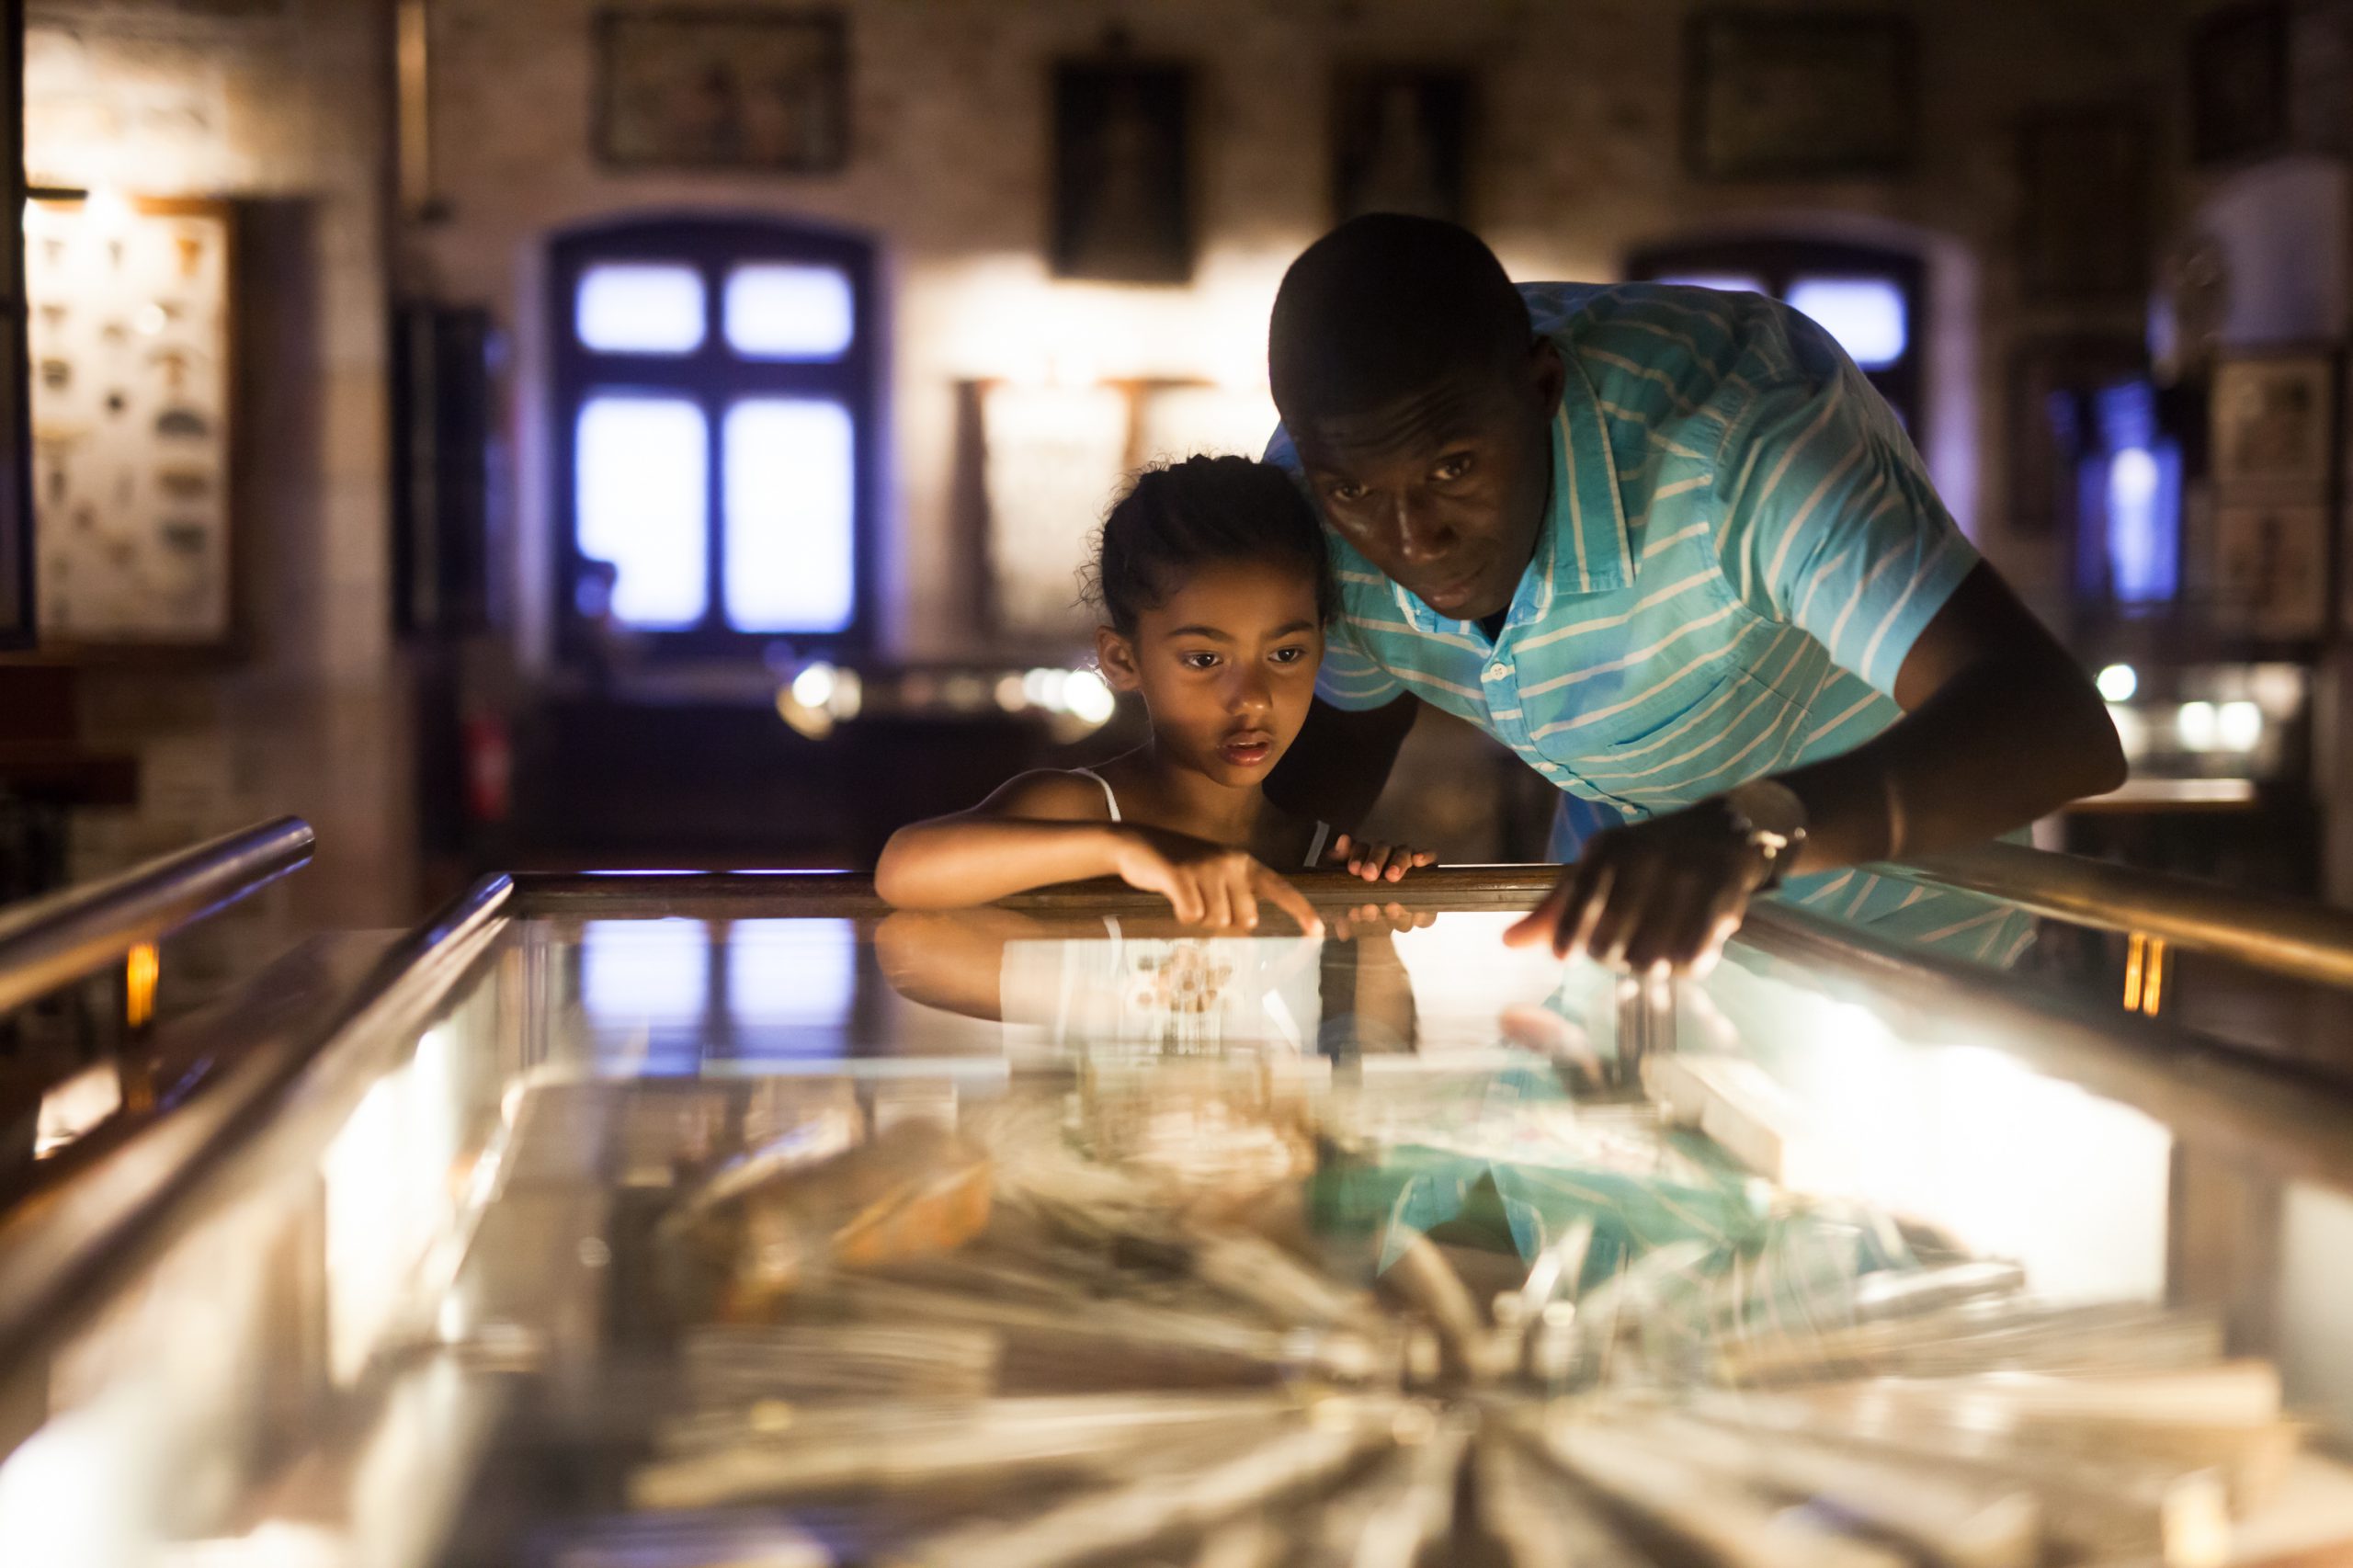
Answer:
[1095,625,1142,691]
[1529,337,1567,418]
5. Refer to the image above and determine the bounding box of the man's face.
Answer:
[1289,341,1563,622]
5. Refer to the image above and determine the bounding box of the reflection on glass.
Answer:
[723,399,854,633]
[575,396,709,628]
[1785,277,1907,369]
[582,919,709,1068]
[723,263,854,358]
[574,262,706,354]
[727,918,858,1058]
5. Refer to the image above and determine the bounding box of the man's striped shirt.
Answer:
[1270,282,2024,960]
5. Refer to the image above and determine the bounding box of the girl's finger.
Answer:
[1328,832,1355,867]
[1230,869,1261,931]
[1256,869,1323,936]
[1163,874,1204,926]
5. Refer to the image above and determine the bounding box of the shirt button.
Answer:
[1486,663,1509,681]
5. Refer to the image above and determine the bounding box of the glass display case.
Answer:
[6,864,2353,1567]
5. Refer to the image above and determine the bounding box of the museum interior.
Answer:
[8,2,2353,1564]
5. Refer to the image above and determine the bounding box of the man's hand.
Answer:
[1503,801,1773,973]
[1108,828,1324,935]
[1326,832,1438,884]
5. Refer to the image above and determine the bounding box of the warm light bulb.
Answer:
[2095,664,2137,703]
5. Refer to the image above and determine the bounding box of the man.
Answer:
[1263,215,2123,971]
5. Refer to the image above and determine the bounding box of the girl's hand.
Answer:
[1327,833,1438,885]
[1330,901,1438,940]
[1109,829,1324,936]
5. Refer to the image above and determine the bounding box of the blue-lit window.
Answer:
[1629,239,1925,438]
[1784,278,1906,369]
[551,219,876,659]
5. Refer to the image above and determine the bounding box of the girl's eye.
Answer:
[1269,646,1307,665]
[1180,652,1220,671]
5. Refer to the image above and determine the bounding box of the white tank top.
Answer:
[1072,767,1332,869]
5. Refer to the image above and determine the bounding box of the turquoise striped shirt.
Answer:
[1270,281,2026,961]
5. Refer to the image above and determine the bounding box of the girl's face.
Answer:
[1097,559,1325,787]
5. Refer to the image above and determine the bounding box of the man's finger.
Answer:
[1328,832,1355,868]
[1256,869,1324,937]
[1503,874,1577,948]
[1559,863,1614,960]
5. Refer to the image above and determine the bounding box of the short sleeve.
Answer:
[1315,615,1405,710]
[1712,306,1980,699]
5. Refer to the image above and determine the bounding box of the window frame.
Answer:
[1626,237,1927,441]
[549,216,879,662]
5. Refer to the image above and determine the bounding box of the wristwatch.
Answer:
[1720,778,1809,892]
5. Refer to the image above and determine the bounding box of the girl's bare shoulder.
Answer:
[974,768,1118,823]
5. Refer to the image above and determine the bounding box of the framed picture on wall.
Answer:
[2018,108,2152,301]
[1332,66,1473,224]
[2214,499,2328,639]
[2211,350,2336,497]
[26,194,237,650]
[1050,59,1193,284]
[595,8,848,172]
[1684,10,1915,180]
[2190,0,2290,165]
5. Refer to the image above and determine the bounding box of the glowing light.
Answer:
[995,674,1028,711]
[790,662,836,709]
[724,399,855,633]
[2107,704,2147,763]
[1785,278,1907,369]
[1658,273,1765,294]
[574,262,705,354]
[2177,700,2218,750]
[1064,669,1116,724]
[125,941,159,1028]
[574,395,708,627]
[82,187,132,233]
[133,302,166,336]
[829,668,863,721]
[723,262,854,359]
[2219,699,2263,751]
[2095,663,2138,703]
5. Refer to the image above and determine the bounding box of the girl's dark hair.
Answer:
[1086,455,1336,635]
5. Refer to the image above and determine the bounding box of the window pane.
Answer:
[724,263,855,359]
[576,395,708,628]
[724,398,854,633]
[1785,277,1908,369]
[575,262,705,354]
[1656,272,1766,294]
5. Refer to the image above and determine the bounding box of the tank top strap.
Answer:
[1069,767,1121,823]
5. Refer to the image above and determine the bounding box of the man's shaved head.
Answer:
[1268,214,1533,424]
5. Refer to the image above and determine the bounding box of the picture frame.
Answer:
[1684,10,1915,180]
[594,8,848,173]
[1332,66,1473,225]
[26,193,238,651]
[2190,0,2290,165]
[2018,107,2152,302]
[2213,499,2328,640]
[2211,350,2336,498]
[1050,59,1193,285]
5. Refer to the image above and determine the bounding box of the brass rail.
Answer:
[1893,840,2353,992]
[0,815,315,1017]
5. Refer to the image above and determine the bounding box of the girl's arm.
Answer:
[875,772,1124,909]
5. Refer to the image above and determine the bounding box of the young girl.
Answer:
[876,455,1433,931]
